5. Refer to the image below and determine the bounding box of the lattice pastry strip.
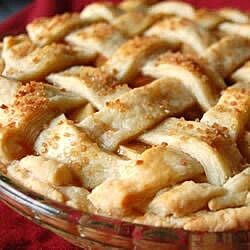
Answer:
[130,213,190,229]
[0,82,85,164]
[80,2,124,23]
[1,35,94,81]
[7,162,65,202]
[10,155,76,186]
[209,192,250,211]
[130,205,250,232]
[0,76,21,107]
[8,157,93,212]
[232,61,250,83]
[59,186,94,212]
[202,36,250,78]
[219,22,250,39]
[47,66,130,110]
[88,145,204,216]
[148,181,225,217]
[142,52,224,111]
[112,11,158,37]
[117,142,149,160]
[183,206,250,232]
[119,0,149,12]
[224,166,250,192]
[67,103,96,123]
[120,1,223,30]
[80,2,158,37]
[79,78,195,151]
[194,9,225,30]
[145,17,214,55]
[208,167,250,211]
[148,1,195,19]
[26,13,83,46]
[139,117,242,185]
[65,22,127,58]
[218,8,250,24]
[201,82,250,140]
[34,115,127,189]
[102,36,173,82]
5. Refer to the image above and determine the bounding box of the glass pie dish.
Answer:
[0,172,249,250]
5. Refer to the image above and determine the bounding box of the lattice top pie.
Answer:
[0,0,250,232]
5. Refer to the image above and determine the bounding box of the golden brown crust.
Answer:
[208,167,250,210]
[103,36,172,82]
[218,8,249,23]
[11,155,75,186]
[119,0,150,12]
[113,11,157,37]
[66,22,126,57]
[0,82,84,163]
[202,36,250,78]
[67,103,96,123]
[201,84,250,140]
[208,191,249,211]
[2,35,94,81]
[184,207,250,232]
[59,186,93,212]
[145,17,215,55]
[80,78,194,151]
[7,162,65,202]
[139,118,243,185]
[232,61,250,83]
[27,13,82,46]
[47,66,130,110]
[219,22,250,39]
[118,142,150,160]
[127,213,189,229]
[0,76,21,107]
[143,52,225,111]
[34,115,126,189]
[88,145,203,216]
[148,1,195,19]
[194,9,225,29]
[223,167,250,192]
[80,2,123,23]
[148,181,225,216]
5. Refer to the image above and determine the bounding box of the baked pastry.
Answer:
[26,13,83,46]
[1,35,94,81]
[0,0,249,232]
[65,22,127,58]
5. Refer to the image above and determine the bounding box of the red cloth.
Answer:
[0,202,79,250]
[0,0,250,249]
[1,0,250,38]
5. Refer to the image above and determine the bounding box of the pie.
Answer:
[0,0,249,233]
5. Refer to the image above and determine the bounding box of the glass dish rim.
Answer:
[1,171,250,250]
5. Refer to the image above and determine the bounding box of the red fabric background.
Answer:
[0,0,250,249]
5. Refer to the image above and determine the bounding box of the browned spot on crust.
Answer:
[76,22,116,40]
[106,98,129,112]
